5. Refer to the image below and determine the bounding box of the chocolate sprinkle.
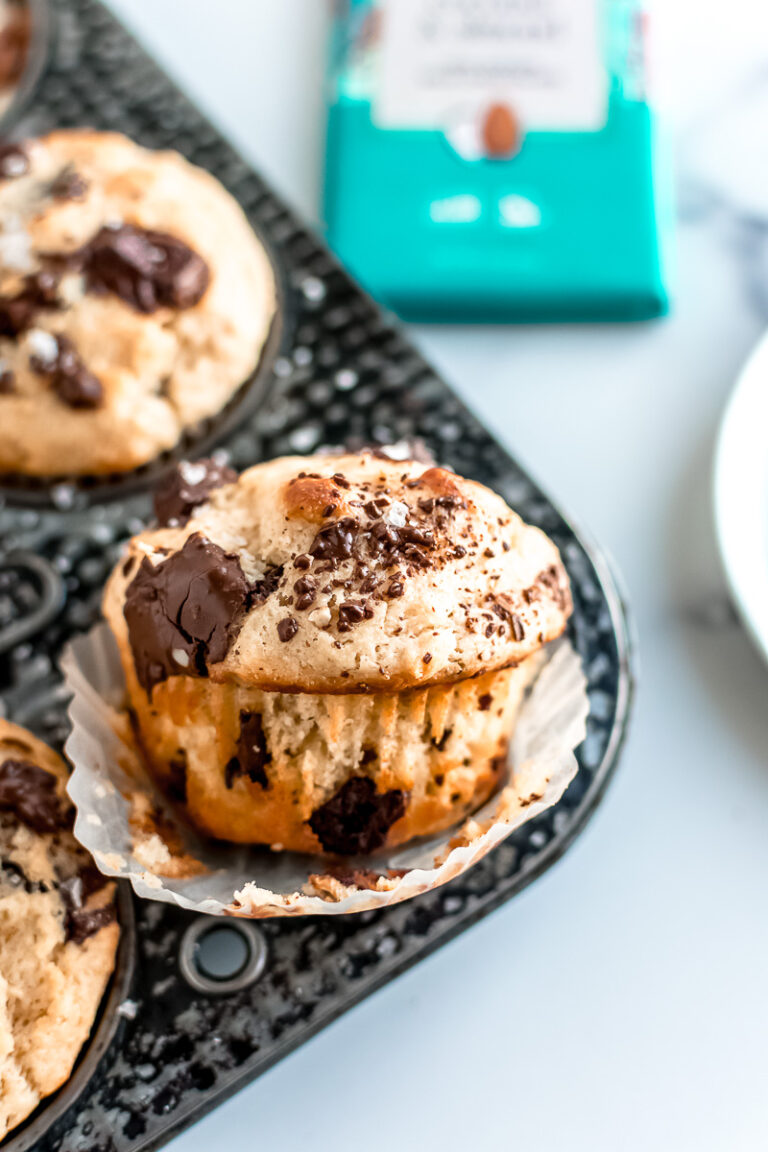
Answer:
[82,225,210,314]
[0,759,66,833]
[154,458,237,527]
[308,776,406,855]
[124,532,251,695]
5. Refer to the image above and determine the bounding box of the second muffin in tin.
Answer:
[103,451,572,855]
[0,129,276,476]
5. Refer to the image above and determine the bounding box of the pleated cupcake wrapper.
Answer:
[61,623,588,918]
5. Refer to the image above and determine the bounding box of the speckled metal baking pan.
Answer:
[0,1,634,1149]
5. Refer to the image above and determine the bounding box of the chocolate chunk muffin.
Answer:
[0,720,119,1140]
[103,452,572,854]
[0,129,275,475]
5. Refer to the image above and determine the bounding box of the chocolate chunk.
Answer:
[309,516,358,563]
[338,601,371,632]
[0,369,14,394]
[82,225,210,313]
[384,580,404,599]
[0,759,66,833]
[251,564,283,605]
[510,613,525,641]
[0,270,61,336]
[124,532,251,695]
[49,166,89,201]
[309,776,406,855]
[0,142,28,179]
[225,712,271,790]
[293,574,316,611]
[167,754,188,803]
[478,694,493,711]
[30,334,104,409]
[277,616,298,642]
[66,903,117,946]
[154,458,237,527]
[432,728,452,752]
[293,554,312,570]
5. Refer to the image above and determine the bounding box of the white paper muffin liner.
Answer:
[61,623,588,918]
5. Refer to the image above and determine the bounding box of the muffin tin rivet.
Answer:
[179,918,268,996]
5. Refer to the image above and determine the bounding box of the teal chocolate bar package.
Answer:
[323,0,670,322]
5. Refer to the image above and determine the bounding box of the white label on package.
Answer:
[374,0,608,133]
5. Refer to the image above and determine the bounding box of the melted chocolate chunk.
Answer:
[309,517,358,563]
[308,776,406,855]
[49,166,89,201]
[0,270,61,336]
[225,712,271,790]
[0,142,28,179]
[0,369,14,394]
[154,458,237,527]
[0,759,66,833]
[82,225,210,313]
[30,334,104,409]
[478,694,493,711]
[124,532,251,695]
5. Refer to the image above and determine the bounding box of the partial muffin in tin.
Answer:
[103,452,572,854]
[0,129,275,475]
[0,720,119,1140]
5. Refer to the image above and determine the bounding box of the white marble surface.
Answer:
[104,3,768,1149]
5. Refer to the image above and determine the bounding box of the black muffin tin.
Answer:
[0,2,634,1149]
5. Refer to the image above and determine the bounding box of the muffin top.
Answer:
[0,129,275,475]
[105,451,572,694]
[0,719,119,1139]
